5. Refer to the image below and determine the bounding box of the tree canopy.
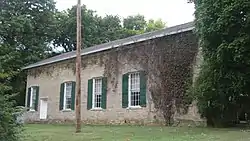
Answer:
[146,19,166,32]
[53,9,167,52]
[0,0,58,106]
[123,14,147,31]
[193,0,250,127]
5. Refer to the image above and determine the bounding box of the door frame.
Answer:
[39,97,48,120]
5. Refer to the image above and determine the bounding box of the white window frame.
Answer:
[29,86,37,111]
[63,82,72,110]
[128,72,141,108]
[92,78,103,109]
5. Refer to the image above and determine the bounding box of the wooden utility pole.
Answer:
[75,0,82,133]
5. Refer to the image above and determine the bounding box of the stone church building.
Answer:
[23,22,204,125]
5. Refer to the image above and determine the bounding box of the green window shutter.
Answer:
[140,71,147,107]
[59,83,65,111]
[122,73,129,108]
[35,86,39,111]
[27,87,31,110]
[71,81,76,110]
[101,77,107,109]
[87,79,93,110]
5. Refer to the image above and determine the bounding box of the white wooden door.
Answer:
[40,100,48,120]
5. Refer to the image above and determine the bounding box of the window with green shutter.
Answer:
[59,81,75,111]
[87,77,107,110]
[123,71,147,108]
[128,72,140,107]
[27,86,39,111]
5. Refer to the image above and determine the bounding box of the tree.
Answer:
[53,5,125,51]
[0,44,23,141]
[146,19,166,32]
[0,0,57,105]
[98,15,123,42]
[193,0,250,127]
[123,14,147,31]
[123,15,166,34]
[53,6,165,52]
[0,0,57,137]
[0,70,22,141]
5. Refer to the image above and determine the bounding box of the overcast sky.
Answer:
[55,0,195,26]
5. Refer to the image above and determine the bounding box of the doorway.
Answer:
[40,99,48,120]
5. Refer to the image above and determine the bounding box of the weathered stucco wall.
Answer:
[25,31,203,125]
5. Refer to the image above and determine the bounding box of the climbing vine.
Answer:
[138,32,198,125]
[102,31,198,125]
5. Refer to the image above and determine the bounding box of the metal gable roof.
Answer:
[22,21,195,70]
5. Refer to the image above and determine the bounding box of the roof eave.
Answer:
[22,22,195,70]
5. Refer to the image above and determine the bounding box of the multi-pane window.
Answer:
[30,87,37,111]
[93,78,102,108]
[129,73,140,107]
[64,82,72,110]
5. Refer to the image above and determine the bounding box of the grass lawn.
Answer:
[23,124,250,141]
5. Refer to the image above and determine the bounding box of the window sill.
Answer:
[28,110,36,113]
[90,108,104,111]
[61,109,72,112]
[126,106,142,110]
